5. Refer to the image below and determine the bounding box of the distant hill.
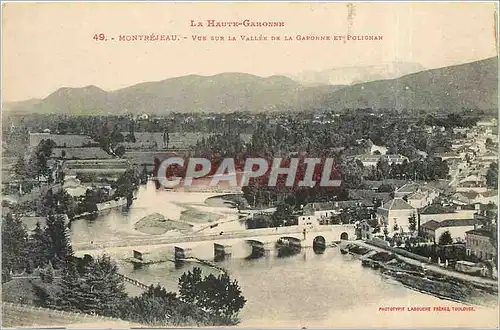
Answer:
[321,57,498,112]
[288,61,425,86]
[4,74,343,115]
[4,57,497,115]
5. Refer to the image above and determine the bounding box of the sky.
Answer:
[2,2,498,102]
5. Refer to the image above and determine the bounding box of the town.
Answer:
[2,106,498,328]
[2,2,500,324]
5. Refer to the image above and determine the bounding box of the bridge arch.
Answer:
[340,232,349,240]
[312,236,326,254]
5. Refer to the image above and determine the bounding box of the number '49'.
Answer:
[93,34,106,41]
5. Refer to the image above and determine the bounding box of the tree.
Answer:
[26,139,56,182]
[44,214,73,267]
[56,254,127,317]
[41,261,55,283]
[377,184,394,193]
[486,162,498,188]
[438,230,453,245]
[29,221,50,268]
[178,267,246,322]
[271,202,293,227]
[2,213,29,276]
[114,145,126,158]
[408,213,417,234]
[376,157,390,180]
[56,260,85,312]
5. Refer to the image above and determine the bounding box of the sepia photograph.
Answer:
[1,1,499,328]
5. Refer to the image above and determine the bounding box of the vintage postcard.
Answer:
[1,1,499,328]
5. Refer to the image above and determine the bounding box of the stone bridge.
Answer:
[167,224,355,261]
[74,224,355,254]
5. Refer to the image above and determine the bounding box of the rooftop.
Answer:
[380,198,414,211]
[465,228,495,238]
[421,218,478,231]
[395,183,420,194]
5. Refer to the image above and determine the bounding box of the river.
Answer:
[70,182,499,328]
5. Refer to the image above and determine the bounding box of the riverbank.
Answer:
[342,242,498,307]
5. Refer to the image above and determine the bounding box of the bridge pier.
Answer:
[245,240,268,260]
[276,237,302,258]
[174,246,193,268]
[214,243,232,262]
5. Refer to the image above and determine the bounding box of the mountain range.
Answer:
[286,61,426,86]
[3,57,497,115]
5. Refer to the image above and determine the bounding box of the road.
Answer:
[350,240,498,287]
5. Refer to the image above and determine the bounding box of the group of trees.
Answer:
[367,157,449,181]
[2,212,72,281]
[14,139,57,183]
[2,211,247,326]
[45,258,246,326]
[94,123,127,157]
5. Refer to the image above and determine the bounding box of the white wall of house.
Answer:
[408,198,426,209]
[456,186,488,193]
[420,210,477,224]
[378,209,414,232]
[434,225,476,242]
[298,215,319,226]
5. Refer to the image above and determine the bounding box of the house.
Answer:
[407,191,428,209]
[376,198,416,233]
[355,154,409,168]
[385,154,409,165]
[419,207,477,225]
[347,190,392,207]
[420,218,479,243]
[466,229,497,261]
[395,183,439,207]
[456,175,488,193]
[299,200,363,225]
[456,182,488,193]
[474,190,498,205]
[452,191,480,205]
[394,183,420,198]
[356,154,382,168]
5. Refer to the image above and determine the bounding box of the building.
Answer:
[406,191,428,209]
[453,190,498,206]
[419,208,477,225]
[355,154,409,168]
[299,200,363,226]
[456,175,488,193]
[420,219,479,243]
[376,198,416,233]
[466,229,497,261]
[394,183,420,198]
